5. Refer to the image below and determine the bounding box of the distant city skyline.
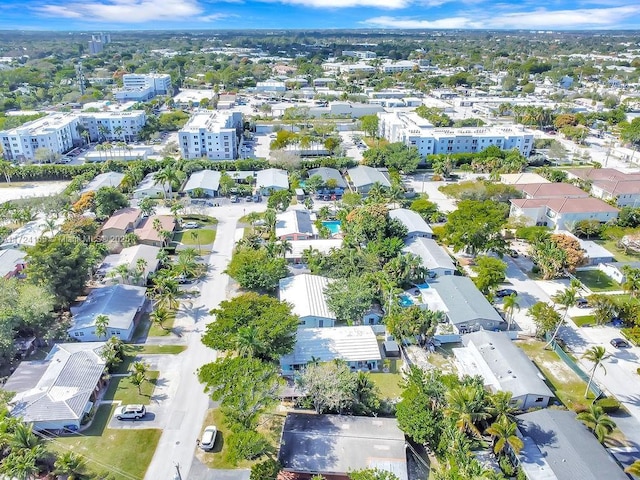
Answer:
[2,0,640,31]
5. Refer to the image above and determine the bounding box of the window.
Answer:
[535,397,544,403]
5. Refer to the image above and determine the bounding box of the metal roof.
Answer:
[403,237,455,272]
[183,169,221,192]
[6,343,106,425]
[517,409,628,480]
[97,244,160,281]
[276,210,315,237]
[347,165,391,188]
[456,331,553,399]
[256,168,289,190]
[69,284,147,331]
[279,274,335,321]
[389,208,432,236]
[0,248,26,277]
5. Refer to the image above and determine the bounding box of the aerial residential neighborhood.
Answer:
[1,19,640,480]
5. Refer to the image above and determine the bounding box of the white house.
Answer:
[285,238,343,263]
[183,169,221,197]
[133,172,170,199]
[403,237,456,277]
[280,326,381,375]
[81,172,126,194]
[69,284,147,341]
[96,244,161,286]
[279,274,336,328]
[347,165,391,194]
[509,197,619,230]
[276,209,315,240]
[256,168,289,195]
[389,208,433,239]
[453,331,553,409]
[598,261,640,284]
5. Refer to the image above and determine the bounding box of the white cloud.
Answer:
[270,0,411,8]
[363,5,640,29]
[34,0,207,23]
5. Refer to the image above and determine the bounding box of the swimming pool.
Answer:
[322,220,342,235]
[399,294,414,307]
[416,283,430,289]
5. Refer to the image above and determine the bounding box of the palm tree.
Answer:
[487,391,519,423]
[444,386,491,439]
[94,314,110,339]
[502,293,520,331]
[150,308,171,331]
[263,208,277,238]
[152,277,180,310]
[0,448,40,480]
[582,346,609,398]
[387,185,405,208]
[278,239,293,258]
[153,166,180,199]
[577,404,616,443]
[10,423,42,451]
[110,264,132,284]
[234,325,264,358]
[622,265,640,298]
[173,254,199,279]
[545,284,579,349]
[130,371,147,395]
[485,417,524,456]
[54,451,85,480]
[625,460,640,476]
[192,230,201,254]
[122,232,139,247]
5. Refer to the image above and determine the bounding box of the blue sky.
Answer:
[1,0,640,31]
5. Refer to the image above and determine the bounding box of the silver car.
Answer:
[114,404,146,420]
[200,425,217,451]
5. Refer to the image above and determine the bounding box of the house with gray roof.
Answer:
[278,413,408,480]
[279,274,335,328]
[81,171,126,194]
[183,169,221,197]
[516,409,628,480]
[132,172,170,199]
[454,331,553,409]
[5,342,106,431]
[389,208,433,239]
[424,276,506,333]
[69,284,147,342]
[256,168,289,195]
[276,209,315,240]
[96,244,161,286]
[307,167,347,189]
[347,165,391,194]
[403,237,455,277]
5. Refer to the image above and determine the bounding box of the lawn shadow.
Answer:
[81,405,114,436]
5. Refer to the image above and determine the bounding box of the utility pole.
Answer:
[174,463,183,480]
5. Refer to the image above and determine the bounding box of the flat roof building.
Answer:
[178,110,242,160]
[81,172,126,193]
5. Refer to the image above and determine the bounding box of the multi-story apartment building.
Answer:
[0,113,80,162]
[114,73,172,102]
[378,111,534,157]
[178,110,242,160]
[341,50,377,59]
[79,110,147,142]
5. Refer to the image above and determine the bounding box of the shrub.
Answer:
[572,403,589,414]
[637,367,640,375]
[595,397,621,413]
[250,459,281,480]
[499,455,516,477]
[225,429,269,465]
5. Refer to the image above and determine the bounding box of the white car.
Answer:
[114,404,146,420]
[182,222,200,229]
[200,425,217,451]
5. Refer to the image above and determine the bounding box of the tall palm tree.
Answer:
[577,404,616,444]
[582,346,609,398]
[154,166,180,199]
[445,386,491,439]
[625,460,640,476]
[485,417,524,456]
[54,451,85,480]
[502,293,520,331]
[152,277,180,310]
[263,208,277,238]
[94,314,110,340]
[278,239,293,258]
[234,325,264,358]
[622,265,640,298]
[546,284,579,349]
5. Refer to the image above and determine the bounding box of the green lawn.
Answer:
[52,405,161,480]
[369,372,403,399]
[104,371,159,405]
[196,409,253,469]
[595,238,640,263]
[517,339,595,411]
[113,345,187,374]
[148,310,176,337]
[572,315,596,327]
[174,228,216,246]
[574,270,621,292]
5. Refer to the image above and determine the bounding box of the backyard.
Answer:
[595,238,640,263]
[574,269,621,292]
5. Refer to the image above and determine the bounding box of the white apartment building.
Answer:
[178,110,242,160]
[378,111,534,157]
[79,110,147,142]
[255,80,286,93]
[342,50,377,59]
[380,60,418,73]
[0,113,80,162]
[114,73,172,102]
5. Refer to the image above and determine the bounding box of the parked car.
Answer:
[496,289,517,298]
[114,404,146,420]
[610,338,630,348]
[200,425,218,451]
[182,222,200,229]
[230,195,239,203]
[576,298,590,309]
[245,196,253,202]
[508,249,519,258]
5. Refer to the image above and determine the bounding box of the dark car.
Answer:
[508,249,519,258]
[576,298,590,309]
[610,338,630,348]
[496,289,517,298]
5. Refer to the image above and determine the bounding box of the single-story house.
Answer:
[403,237,456,277]
[285,239,343,264]
[1,219,54,250]
[278,413,408,480]
[183,169,221,198]
[101,207,142,242]
[226,170,256,183]
[69,284,147,341]
[0,248,27,278]
[362,304,384,325]
[509,197,619,231]
[499,173,550,185]
[134,215,177,247]
[347,165,391,194]
[454,331,553,409]
[279,274,336,328]
[96,244,161,285]
[307,167,347,189]
[389,208,433,239]
[424,276,506,333]
[81,171,126,194]
[276,209,315,240]
[555,230,613,266]
[280,326,381,375]
[5,342,107,431]
[516,409,628,480]
[598,261,640,284]
[132,172,170,199]
[256,168,289,195]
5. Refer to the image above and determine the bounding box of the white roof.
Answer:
[0,248,26,277]
[134,172,168,194]
[285,239,343,259]
[6,343,106,425]
[347,166,391,188]
[276,210,314,237]
[279,274,335,321]
[97,244,160,281]
[257,168,289,190]
[280,326,381,365]
[2,218,53,248]
[82,172,126,193]
[403,237,455,271]
[70,284,146,331]
[389,208,432,236]
[184,169,221,192]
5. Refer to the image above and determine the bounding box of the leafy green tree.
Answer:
[443,200,508,255]
[325,276,376,325]
[150,308,171,331]
[582,346,609,398]
[527,302,562,339]
[472,256,507,294]
[409,197,440,221]
[622,266,640,298]
[94,186,129,219]
[385,306,441,345]
[225,429,270,465]
[445,385,491,439]
[573,219,603,239]
[138,197,156,217]
[349,469,400,480]
[250,459,281,480]
[362,143,421,173]
[225,247,288,292]
[266,189,292,211]
[26,235,91,307]
[296,360,357,414]
[360,115,379,138]
[203,293,298,361]
[577,404,616,443]
[620,117,640,147]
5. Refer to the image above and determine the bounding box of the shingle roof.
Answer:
[403,237,455,272]
[307,167,347,189]
[183,169,221,192]
[517,409,628,480]
[69,284,147,331]
[566,167,640,182]
[101,207,141,232]
[6,343,106,425]
[389,208,433,236]
[347,166,391,188]
[279,274,335,321]
[510,197,619,214]
[134,215,176,243]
